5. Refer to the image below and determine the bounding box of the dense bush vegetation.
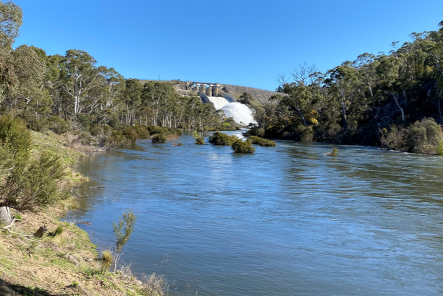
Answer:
[381,118,443,154]
[247,22,443,154]
[195,137,205,145]
[0,116,67,211]
[231,139,255,154]
[249,136,277,147]
[152,133,167,143]
[208,132,238,145]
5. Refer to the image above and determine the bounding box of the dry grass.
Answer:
[101,250,113,272]
[141,273,169,296]
[0,205,156,295]
[0,131,167,295]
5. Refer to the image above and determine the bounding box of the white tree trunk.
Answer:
[0,206,12,225]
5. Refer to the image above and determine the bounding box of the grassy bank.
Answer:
[0,131,166,296]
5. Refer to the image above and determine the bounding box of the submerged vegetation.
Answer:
[152,133,167,143]
[249,135,277,147]
[208,132,238,145]
[231,139,255,154]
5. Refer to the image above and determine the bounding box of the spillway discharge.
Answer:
[207,97,255,126]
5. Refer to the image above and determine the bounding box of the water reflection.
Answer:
[68,132,443,296]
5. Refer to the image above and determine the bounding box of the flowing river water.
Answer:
[68,131,443,296]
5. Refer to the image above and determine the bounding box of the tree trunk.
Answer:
[0,206,12,225]
[392,92,405,122]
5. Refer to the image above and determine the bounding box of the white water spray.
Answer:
[207,96,232,110]
[206,96,255,125]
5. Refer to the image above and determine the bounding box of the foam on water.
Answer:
[221,102,256,126]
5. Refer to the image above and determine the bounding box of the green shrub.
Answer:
[76,113,90,130]
[0,115,31,161]
[52,225,63,237]
[195,137,205,145]
[133,126,150,139]
[48,116,70,134]
[231,139,255,154]
[101,250,113,273]
[147,126,166,135]
[90,125,103,137]
[27,117,49,132]
[249,136,276,147]
[331,147,338,157]
[1,149,66,211]
[78,132,92,145]
[380,125,408,151]
[437,140,443,156]
[208,132,238,145]
[121,127,138,143]
[152,133,167,143]
[406,118,442,154]
[295,124,314,143]
[112,209,137,271]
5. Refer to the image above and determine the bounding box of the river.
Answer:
[68,130,443,295]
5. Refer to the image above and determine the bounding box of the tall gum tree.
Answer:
[60,49,102,114]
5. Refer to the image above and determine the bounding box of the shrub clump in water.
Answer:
[152,133,167,143]
[195,137,205,145]
[249,136,276,147]
[231,139,255,154]
[208,132,238,145]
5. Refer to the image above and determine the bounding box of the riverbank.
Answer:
[0,131,166,296]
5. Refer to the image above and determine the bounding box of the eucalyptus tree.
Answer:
[0,0,22,48]
[59,49,103,115]
[0,1,22,107]
[123,78,142,125]
[325,62,362,129]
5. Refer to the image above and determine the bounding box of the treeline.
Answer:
[0,1,224,144]
[249,21,443,154]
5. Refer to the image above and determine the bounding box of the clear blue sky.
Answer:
[12,0,443,91]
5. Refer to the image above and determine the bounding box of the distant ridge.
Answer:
[137,79,281,104]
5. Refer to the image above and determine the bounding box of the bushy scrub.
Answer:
[152,133,167,143]
[380,125,408,151]
[208,132,238,145]
[48,116,70,134]
[295,124,314,143]
[76,113,90,130]
[231,139,255,154]
[0,116,67,211]
[133,126,150,139]
[121,127,139,143]
[381,118,443,154]
[249,136,276,147]
[406,118,442,154]
[195,137,205,145]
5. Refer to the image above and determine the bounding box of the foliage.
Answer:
[208,132,238,145]
[52,225,63,237]
[381,118,443,153]
[249,136,277,147]
[195,137,205,145]
[48,116,70,134]
[406,118,443,153]
[331,147,338,157]
[0,116,67,211]
[101,250,113,273]
[152,133,167,143]
[231,139,255,154]
[141,273,169,296]
[112,209,137,271]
